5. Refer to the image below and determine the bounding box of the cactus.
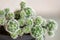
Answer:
[47,19,58,31]
[34,16,43,25]
[0,10,5,17]
[4,8,10,14]
[10,32,18,39]
[20,10,26,18]
[31,25,43,38]
[48,31,55,37]
[0,17,6,25]
[18,18,26,26]
[6,12,15,20]
[6,19,19,33]
[36,36,44,40]
[24,7,33,17]
[26,18,33,26]
[23,25,31,34]
[20,1,26,9]
[0,1,58,40]
[17,28,24,36]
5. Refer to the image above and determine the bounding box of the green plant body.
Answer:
[0,1,58,40]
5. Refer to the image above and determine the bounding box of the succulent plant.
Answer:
[4,8,10,14]
[36,36,44,40]
[0,10,5,17]
[23,25,31,34]
[5,19,20,39]
[6,12,15,20]
[34,16,43,25]
[6,19,19,34]
[20,10,26,18]
[0,1,58,40]
[41,19,47,30]
[24,7,33,17]
[31,25,43,38]
[47,19,58,31]
[48,31,55,37]
[20,1,26,9]
[18,18,26,26]
[26,18,33,26]
[10,32,18,39]
[0,9,11,25]
[0,17,6,25]
[17,28,24,36]
[41,19,47,26]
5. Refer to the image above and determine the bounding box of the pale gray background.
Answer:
[0,0,60,40]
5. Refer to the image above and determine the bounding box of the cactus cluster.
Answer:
[0,1,58,40]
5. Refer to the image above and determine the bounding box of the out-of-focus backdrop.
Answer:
[0,0,60,40]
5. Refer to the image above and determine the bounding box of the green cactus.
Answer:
[34,16,43,25]
[0,17,6,25]
[41,19,47,29]
[23,25,31,34]
[6,19,19,33]
[4,8,10,14]
[6,12,15,20]
[20,10,26,18]
[26,18,33,27]
[24,7,33,17]
[20,1,26,9]
[36,36,44,40]
[47,19,57,31]
[0,10,5,17]
[10,32,18,39]
[48,31,55,37]
[18,18,26,26]
[41,19,47,26]
[31,25,43,38]
[16,28,24,36]
[0,1,58,40]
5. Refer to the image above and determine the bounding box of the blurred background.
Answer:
[0,0,60,40]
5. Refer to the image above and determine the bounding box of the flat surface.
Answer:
[0,35,35,40]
